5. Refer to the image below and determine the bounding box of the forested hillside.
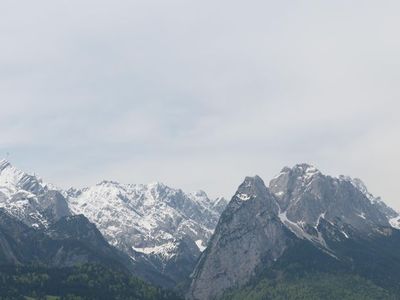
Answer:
[0,264,182,300]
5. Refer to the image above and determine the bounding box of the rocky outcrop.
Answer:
[188,176,297,300]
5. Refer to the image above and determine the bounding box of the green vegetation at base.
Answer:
[0,264,181,300]
[222,273,397,300]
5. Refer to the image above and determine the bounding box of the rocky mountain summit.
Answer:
[188,164,400,300]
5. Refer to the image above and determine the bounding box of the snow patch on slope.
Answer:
[389,216,400,229]
[132,242,178,260]
[195,240,206,252]
[278,208,330,250]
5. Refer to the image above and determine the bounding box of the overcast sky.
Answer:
[1,1,399,208]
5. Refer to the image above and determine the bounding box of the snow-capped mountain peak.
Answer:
[67,181,221,246]
[280,163,321,182]
[0,159,32,197]
[0,160,70,228]
[66,180,226,284]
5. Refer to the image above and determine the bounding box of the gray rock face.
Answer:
[339,175,398,219]
[188,176,296,300]
[189,164,400,299]
[270,164,393,235]
[210,197,229,215]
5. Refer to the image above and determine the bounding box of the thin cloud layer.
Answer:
[0,1,399,208]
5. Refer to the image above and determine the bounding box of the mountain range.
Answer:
[0,159,227,289]
[1,159,400,299]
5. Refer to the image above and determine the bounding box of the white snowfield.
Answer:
[67,180,223,261]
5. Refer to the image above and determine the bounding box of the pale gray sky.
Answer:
[1,1,399,208]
